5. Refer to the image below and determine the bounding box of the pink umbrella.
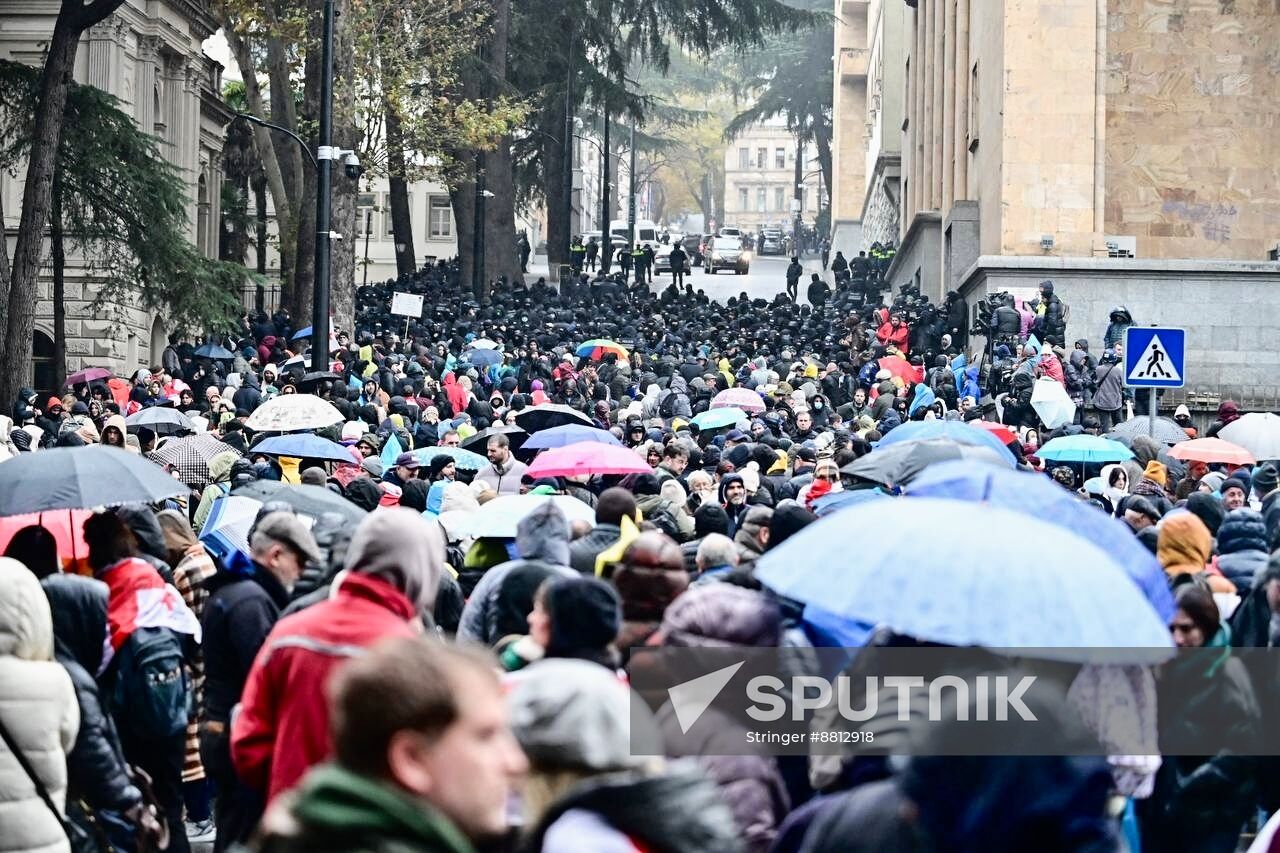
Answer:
[711,387,766,414]
[1168,437,1255,466]
[526,442,651,478]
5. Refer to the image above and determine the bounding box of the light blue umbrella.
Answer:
[463,348,504,368]
[523,423,621,450]
[875,419,1016,463]
[691,407,747,431]
[411,445,487,471]
[810,488,889,518]
[291,326,313,340]
[906,459,1174,620]
[194,342,235,360]
[1037,435,1134,465]
[252,433,354,464]
[755,496,1172,661]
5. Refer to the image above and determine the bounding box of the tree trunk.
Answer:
[328,0,357,332]
[483,0,517,288]
[451,170,476,296]
[384,99,416,277]
[51,169,66,391]
[290,0,321,322]
[541,98,569,273]
[0,13,83,409]
[253,171,268,276]
[0,160,9,338]
[813,126,832,203]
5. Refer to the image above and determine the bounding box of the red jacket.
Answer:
[876,321,910,355]
[229,572,417,803]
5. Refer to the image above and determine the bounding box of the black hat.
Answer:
[543,576,622,660]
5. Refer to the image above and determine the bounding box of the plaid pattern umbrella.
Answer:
[149,433,241,489]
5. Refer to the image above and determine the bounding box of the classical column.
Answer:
[86,20,124,95]
[913,4,926,220]
[931,0,944,211]
[136,36,161,133]
[941,0,955,212]
[953,0,970,200]
[921,0,933,210]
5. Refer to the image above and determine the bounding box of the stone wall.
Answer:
[886,211,942,301]
[1104,0,1280,262]
[861,158,901,248]
[957,255,1280,404]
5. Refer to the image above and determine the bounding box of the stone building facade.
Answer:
[831,0,905,258]
[0,0,230,393]
[881,0,1279,305]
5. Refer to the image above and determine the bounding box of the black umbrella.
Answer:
[194,343,236,360]
[0,446,186,514]
[460,425,528,452]
[513,404,593,434]
[841,438,1014,489]
[297,371,343,392]
[126,406,196,436]
[233,480,367,524]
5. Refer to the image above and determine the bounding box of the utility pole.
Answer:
[627,122,636,248]
[311,0,335,372]
[600,106,611,274]
[472,151,486,300]
[361,210,372,288]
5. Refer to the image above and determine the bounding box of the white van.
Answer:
[610,218,658,246]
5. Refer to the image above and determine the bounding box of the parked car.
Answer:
[718,226,744,239]
[705,236,751,275]
[653,250,671,275]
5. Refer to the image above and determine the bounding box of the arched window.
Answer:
[32,331,56,398]
[149,315,167,369]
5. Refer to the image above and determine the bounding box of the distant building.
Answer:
[0,0,230,391]
[722,119,823,234]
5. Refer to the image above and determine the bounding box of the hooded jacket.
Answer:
[719,473,749,536]
[232,510,442,803]
[0,558,79,853]
[100,414,132,451]
[1215,509,1269,589]
[1156,513,1233,593]
[194,449,243,531]
[41,575,142,818]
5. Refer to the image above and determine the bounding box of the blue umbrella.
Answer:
[691,407,747,431]
[291,326,313,340]
[810,488,889,518]
[1037,435,1134,465]
[875,419,1016,464]
[463,348,504,368]
[755,496,1173,661]
[412,445,487,471]
[906,459,1174,620]
[194,343,235,360]
[251,433,355,464]
[523,423,621,450]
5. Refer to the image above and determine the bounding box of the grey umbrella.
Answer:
[841,438,1015,489]
[126,406,197,436]
[460,424,527,452]
[233,480,367,524]
[0,446,186,514]
[1107,416,1190,445]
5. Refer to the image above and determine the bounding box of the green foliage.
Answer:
[0,60,245,334]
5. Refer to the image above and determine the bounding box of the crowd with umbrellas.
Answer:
[3,259,1280,853]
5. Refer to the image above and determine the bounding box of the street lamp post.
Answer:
[311,0,336,373]
[600,107,611,273]
[627,123,636,248]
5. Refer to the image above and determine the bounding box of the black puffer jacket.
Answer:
[1216,509,1269,590]
[1037,281,1066,343]
[41,575,142,814]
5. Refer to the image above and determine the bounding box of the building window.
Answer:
[756,147,767,169]
[775,148,786,169]
[32,331,55,397]
[774,186,786,212]
[429,195,453,239]
[968,61,980,152]
[357,193,377,238]
[756,187,767,212]
[738,147,750,169]
[738,186,750,210]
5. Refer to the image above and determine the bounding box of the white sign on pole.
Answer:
[390,292,424,318]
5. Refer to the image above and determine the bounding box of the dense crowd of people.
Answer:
[2,255,1280,853]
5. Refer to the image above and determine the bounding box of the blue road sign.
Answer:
[1124,327,1185,389]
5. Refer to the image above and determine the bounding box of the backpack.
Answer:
[659,390,681,418]
[110,627,190,740]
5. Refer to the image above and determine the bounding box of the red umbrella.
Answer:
[878,356,923,386]
[526,442,650,478]
[1168,437,1255,466]
[970,420,1018,446]
[0,510,93,573]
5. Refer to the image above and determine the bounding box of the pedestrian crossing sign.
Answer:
[1124,327,1185,389]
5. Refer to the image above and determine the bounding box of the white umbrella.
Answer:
[466,338,501,351]
[244,395,344,431]
[1031,377,1076,429]
[459,494,596,538]
[1219,412,1280,461]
